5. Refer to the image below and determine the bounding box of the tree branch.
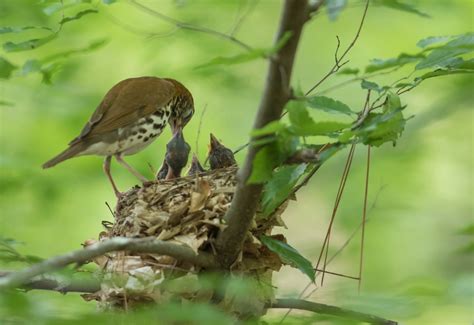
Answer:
[0,237,217,290]
[128,0,253,51]
[305,0,370,96]
[268,298,398,325]
[215,0,310,268]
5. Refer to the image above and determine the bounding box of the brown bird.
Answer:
[43,76,194,196]
[186,154,206,176]
[208,133,236,170]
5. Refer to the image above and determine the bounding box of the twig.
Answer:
[317,143,356,286]
[229,0,259,37]
[195,104,208,158]
[268,298,397,325]
[0,271,100,293]
[215,0,311,268]
[0,237,217,290]
[358,145,371,292]
[351,89,372,129]
[128,0,253,51]
[305,0,370,96]
[279,185,386,323]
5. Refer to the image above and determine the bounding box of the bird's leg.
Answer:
[115,155,148,183]
[103,156,122,198]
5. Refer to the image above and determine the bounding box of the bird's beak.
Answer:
[172,120,183,136]
[209,133,220,150]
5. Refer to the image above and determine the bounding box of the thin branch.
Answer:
[128,0,253,51]
[305,0,370,96]
[0,272,101,294]
[268,298,398,325]
[0,237,217,290]
[229,0,259,37]
[215,0,311,268]
[358,145,371,292]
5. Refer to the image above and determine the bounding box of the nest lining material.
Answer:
[83,165,289,315]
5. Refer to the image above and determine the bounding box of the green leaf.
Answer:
[103,0,117,3]
[416,33,474,70]
[260,235,315,282]
[337,67,359,75]
[325,0,348,21]
[353,93,406,147]
[196,50,266,69]
[365,53,425,73]
[260,164,307,218]
[417,35,457,48]
[361,79,382,92]
[59,9,98,26]
[247,144,280,184]
[458,224,474,236]
[377,0,430,18]
[287,100,349,136]
[0,57,17,79]
[251,121,287,137]
[416,47,473,70]
[270,31,292,54]
[0,26,52,34]
[305,96,355,116]
[3,33,57,52]
[0,100,14,107]
[42,38,108,63]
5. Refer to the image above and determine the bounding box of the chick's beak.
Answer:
[172,119,183,135]
[209,133,220,150]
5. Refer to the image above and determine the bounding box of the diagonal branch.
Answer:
[128,0,253,51]
[268,298,398,325]
[0,237,217,290]
[215,0,311,268]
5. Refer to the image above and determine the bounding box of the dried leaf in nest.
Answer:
[86,165,290,315]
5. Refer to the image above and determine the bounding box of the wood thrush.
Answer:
[43,76,194,196]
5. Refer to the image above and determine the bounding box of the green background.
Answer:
[0,0,472,323]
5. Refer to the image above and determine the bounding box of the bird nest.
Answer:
[82,165,290,317]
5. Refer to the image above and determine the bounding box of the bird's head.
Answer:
[165,78,195,135]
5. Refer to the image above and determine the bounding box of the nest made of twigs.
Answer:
[83,166,289,316]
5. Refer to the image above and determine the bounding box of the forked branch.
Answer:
[216,0,311,268]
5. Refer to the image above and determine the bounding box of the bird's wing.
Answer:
[70,77,175,145]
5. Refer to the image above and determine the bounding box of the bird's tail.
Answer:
[42,143,85,169]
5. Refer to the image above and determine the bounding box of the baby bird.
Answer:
[186,154,206,176]
[208,134,236,170]
[163,129,191,180]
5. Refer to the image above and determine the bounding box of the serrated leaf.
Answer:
[417,35,457,48]
[59,9,98,26]
[251,121,287,136]
[306,96,355,116]
[365,53,425,73]
[416,47,472,70]
[42,38,108,63]
[337,67,359,75]
[260,164,307,218]
[247,144,280,184]
[260,235,315,282]
[0,57,17,79]
[377,0,430,18]
[287,100,349,136]
[325,0,348,21]
[3,33,57,52]
[361,79,382,92]
[0,26,52,34]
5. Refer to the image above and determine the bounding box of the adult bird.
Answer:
[42,77,194,197]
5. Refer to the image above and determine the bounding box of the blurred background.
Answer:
[0,0,472,323]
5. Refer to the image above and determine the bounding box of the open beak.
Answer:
[209,133,220,150]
